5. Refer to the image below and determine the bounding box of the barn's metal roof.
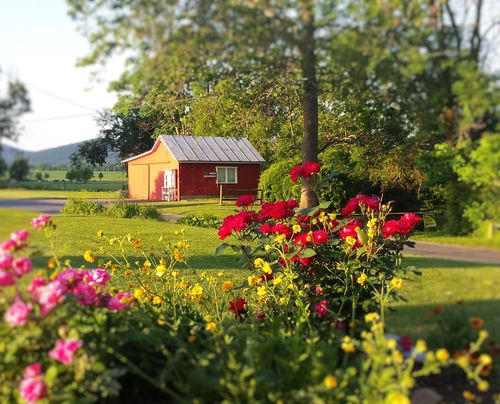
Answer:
[160,135,265,163]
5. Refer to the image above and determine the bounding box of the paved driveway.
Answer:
[0,198,67,214]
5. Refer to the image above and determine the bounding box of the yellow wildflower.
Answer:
[96,230,104,237]
[171,271,179,277]
[264,244,272,251]
[386,339,397,350]
[133,287,146,299]
[393,351,404,364]
[478,354,493,366]
[254,258,265,268]
[415,340,427,353]
[217,271,223,277]
[426,352,435,361]
[463,391,475,401]
[172,250,185,262]
[456,355,470,368]
[221,281,234,292]
[48,257,57,269]
[274,234,286,244]
[142,260,152,270]
[278,297,287,305]
[248,275,260,286]
[293,224,302,233]
[152,296,163,305]
[477,380,489,392]
[385,392,410,404]
[436,348,450,362]
[341,336,356,353]
[83,250,95,263]
[272,275,283,286]
[391,278,403,289]
[261,262,272,275]
[479,330,489,339]
[188,284,204,302]
[328,213,337,220]
[156,264,167,277]
[257,285,267,297]
[312,218,318,225]
[323,374,337,389]
[345,236,357,246]
[364,312,380,323]
[205,322,217,333]
[357,273,368,286]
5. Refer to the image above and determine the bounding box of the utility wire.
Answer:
[28,83,98,112]
[24,112,96,123]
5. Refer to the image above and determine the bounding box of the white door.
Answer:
[163,170,177,201]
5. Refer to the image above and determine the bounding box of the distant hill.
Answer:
[0,141,119,166]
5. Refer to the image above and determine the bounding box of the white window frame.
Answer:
[216,166,238,184]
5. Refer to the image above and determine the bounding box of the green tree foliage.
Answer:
[66,165,94,182]
[0,72,30,143]
[0,157,7,177]
[9,158,30,181]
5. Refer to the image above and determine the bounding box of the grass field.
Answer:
[412,231,500,250]
[0,189,123,199]
[1,206,499,342]
[27,170,127,182]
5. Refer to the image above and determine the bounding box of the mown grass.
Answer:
[0,189,123,200]
[412,231,500,250]
[1,207,499,341]
[27,171,126,182]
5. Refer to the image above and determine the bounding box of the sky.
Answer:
[0,0,121,151]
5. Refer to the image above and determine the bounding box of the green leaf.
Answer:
[215,243,230,256]
[300,248,317,258]
[45,365,58,387]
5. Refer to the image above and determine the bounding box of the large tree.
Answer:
[0,71,30,145]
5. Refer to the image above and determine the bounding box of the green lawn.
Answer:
[0,189,123,200]
[1,207,499,341]
[412,231,500,250]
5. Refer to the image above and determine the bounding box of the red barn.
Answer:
[123,135,265,201]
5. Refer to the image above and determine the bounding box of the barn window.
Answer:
[216,167,238,184]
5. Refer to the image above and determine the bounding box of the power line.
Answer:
[28,84,97,112]
[24,112,97,123]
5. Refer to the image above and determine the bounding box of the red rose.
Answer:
[229,297,247,319]
[303,161,320,176]
[341,194,379,215]
[260,223,272,234]
[312,230,329,244]
[289,165,305,182]
[236,194,256,207]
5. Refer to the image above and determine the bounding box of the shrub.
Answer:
[138,204,162,220]
[259,158,301,201]
[105,201,140,218]
[61,199,106,216]
[178,214,222,229]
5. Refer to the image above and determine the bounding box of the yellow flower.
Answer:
[96,230,104,237]
[293,224,302,233]
[323,374,337,389]
[133,287,146,299]
[478,354,492,366]
[188,284,204,302]
[386,339,397,350]
[272,275,283,286]
[357,273,368,285]
[456,355,470,368]
[364,312,380,323]
[221,280,234,292]
[393,351,404,364]
[156,264,167,277]
[477,380,489,392]
[436,348,450,362]
[171,271,179,277]
[274,234,286,244]
[426,352,435,361]
[264,244,272,251]
[248,275,260,286]
[462,391,475,401]
[152,296,163,305]
[415,340,427,353]
[172,249,185,262]
[83,250,95,263]
[205,322,217,333]
[257,285,267,297]
[261,262,272,274]
[278,297,287,305]
[345,236,356,246]
[328,213,337,220]
[385,392,410,404]
[48,257,57,269]
[142,260,152,270]
[391,278,403,289]
[479,330,489,339]
[254,258,265,268]
[341,336,356,353]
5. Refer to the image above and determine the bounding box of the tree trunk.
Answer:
[299,0,319,209]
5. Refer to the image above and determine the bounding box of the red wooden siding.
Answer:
[179,163,261,198]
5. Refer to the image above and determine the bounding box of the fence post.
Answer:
[219,184,223,206]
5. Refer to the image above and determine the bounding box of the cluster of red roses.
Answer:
[235,194,256,207]
[218,199,298,240]
[289,162,321,182]
[341,194,379,215]
[382,213,421,238]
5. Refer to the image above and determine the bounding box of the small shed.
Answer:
[122,135,265,201]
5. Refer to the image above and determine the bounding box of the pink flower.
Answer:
[235,194,256,207]
[0,252,13,269]
[12,257,32,277]
[0,269,15,287]
[49,338,83,365]
[27,278,46,299]
[55,268,84,290]
[35,281,66,316]
[85,268,110,287]
[1,239,17,252]
[315,286,324,295]
[108,292,135,311]
[23,363,42,378]
[74,283,98,306]
[4,298,31,327]
[11,229,29,244]
[32,215,51,229]
[314,300,328,318]
[400,335,413,352]
[19,366,47,404]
